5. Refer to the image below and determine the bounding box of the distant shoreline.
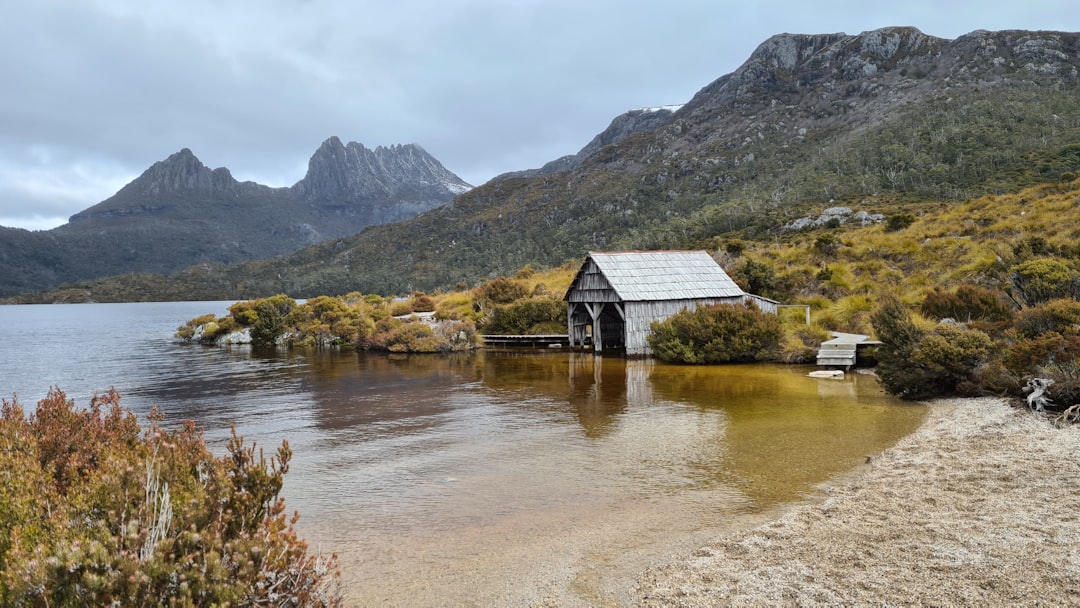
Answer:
[634,397,1080,606]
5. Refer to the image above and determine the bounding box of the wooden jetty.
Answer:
[817,332,881,368]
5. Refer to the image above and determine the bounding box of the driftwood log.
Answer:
[1025,377,1055,412]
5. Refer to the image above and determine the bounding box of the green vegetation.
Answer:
[648,303,784,364]
[0,389,341,606]
[176,266,578,352]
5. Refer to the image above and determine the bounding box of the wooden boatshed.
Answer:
[564,250,777,356]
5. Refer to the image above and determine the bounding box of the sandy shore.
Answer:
[632,397,1080,607]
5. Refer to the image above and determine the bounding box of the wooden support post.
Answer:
[584,302,606,353]
[566,303,575,349]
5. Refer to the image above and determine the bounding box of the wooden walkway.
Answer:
[817,332,880,368]
[481,334,570,348]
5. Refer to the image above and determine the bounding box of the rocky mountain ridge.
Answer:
[292,137,471,203]
[492,105,682,182]
[0,139,470,296]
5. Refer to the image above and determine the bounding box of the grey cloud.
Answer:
[0,0,1076,229]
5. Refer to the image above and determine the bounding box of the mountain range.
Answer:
[7,26,1080,302]
[0,138,470,297]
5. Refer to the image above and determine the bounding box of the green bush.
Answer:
[286,295,369,347]
[175,313,217,341]
[870,297,935,399]
[813,233,841,256]
[475,277,529,306]
[920,284,1014,324]
[389,300,414,317]
[647,303,784,364]
[885,213,916,232]
[0,389,341,606]
[228,295,296,346]
[732,259,779,299]
[1010,258,1078,305]
[911,322,993,393]
[483,297,567,335]
[873,298,993,399]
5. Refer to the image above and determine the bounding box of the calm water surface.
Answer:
[0,302,926,606]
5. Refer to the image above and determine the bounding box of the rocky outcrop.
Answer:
[784,207,885,231]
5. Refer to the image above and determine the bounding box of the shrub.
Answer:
[175,313,217,341]
[200,316,238,342]
[1010,258,1078,305]
[1013,298,1080,338]
[870,297,935,399]
[813,233,841,256]
[475,277,529,306]
[647,303,784,364]
[483,297,567,335]
[885,213,916,232]
[0,389,341,606]
[1005,332,1080,375]
[732,259,778,299]
[920,284,1014,324]
[228,295,296,346]
[389,300,414,317]
[911,322,994,394]
[411,294,436,313]
[724,240,747,256]
[286,295,369,347]
[434,291,476,322]
[872,297,994,399]
[365,317,465,353]
[1037,361,1080,408]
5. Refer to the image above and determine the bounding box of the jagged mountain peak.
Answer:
[139,148,236,190]
[68,149,242,222]
[294,137,471,201]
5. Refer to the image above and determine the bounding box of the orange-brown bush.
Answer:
[0,389,341,606]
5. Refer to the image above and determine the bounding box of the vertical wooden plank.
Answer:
[566,303,575,349]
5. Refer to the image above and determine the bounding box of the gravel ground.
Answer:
[632,397,1080,607]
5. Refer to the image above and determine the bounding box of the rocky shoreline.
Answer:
[631,397,1080,607]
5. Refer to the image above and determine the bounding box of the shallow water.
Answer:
[0,303,926,605]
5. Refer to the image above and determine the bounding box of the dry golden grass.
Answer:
[734,177,1080,336]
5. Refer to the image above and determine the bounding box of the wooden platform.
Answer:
[481,334,570,348]
[817,332,880,368]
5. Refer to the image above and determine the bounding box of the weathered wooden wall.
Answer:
[624,297,744,356]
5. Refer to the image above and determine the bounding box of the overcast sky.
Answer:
[1,0,1076,230]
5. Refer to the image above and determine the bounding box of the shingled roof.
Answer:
[567,250,745,302]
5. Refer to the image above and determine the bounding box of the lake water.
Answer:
[0,302,926,606]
